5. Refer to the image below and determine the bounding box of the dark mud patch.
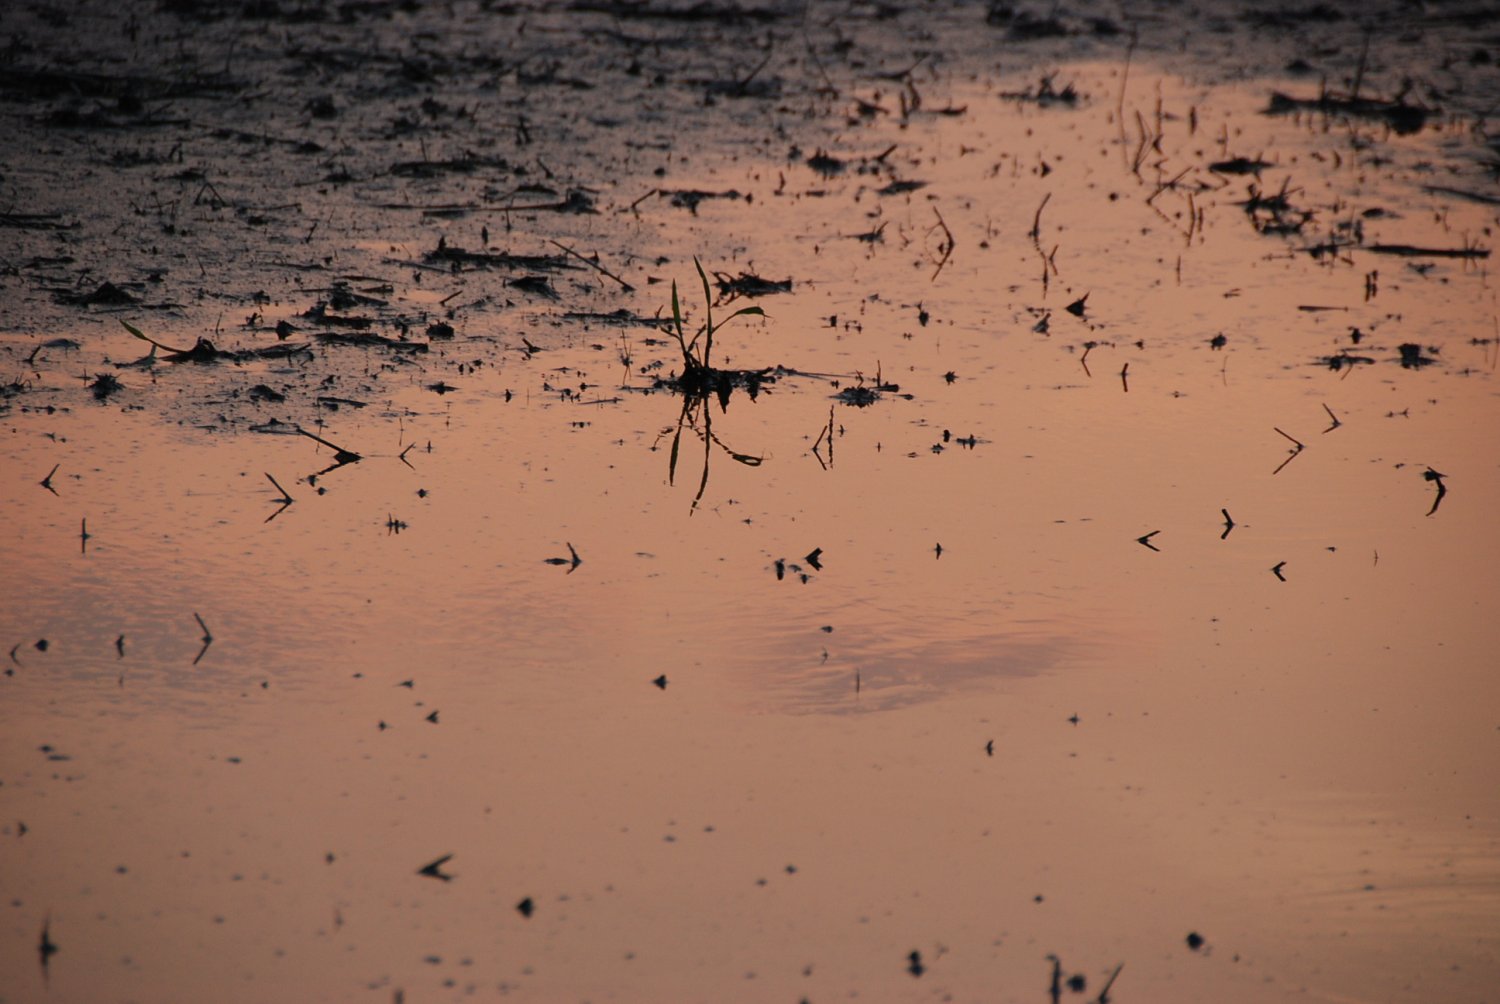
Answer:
[1266,88,1428,136]
[2,0,1494,438]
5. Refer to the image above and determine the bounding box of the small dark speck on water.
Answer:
[907,950,925,977]
[1186,931,1205,950]
[652,674,668,690]
[35,639,49,652]
[516,897,534,918]
[39,916,58,970]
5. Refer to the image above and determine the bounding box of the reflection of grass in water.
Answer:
[664,259,767,511]
[666,391,765,513]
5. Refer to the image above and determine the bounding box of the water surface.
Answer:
[3,2,1498,1001]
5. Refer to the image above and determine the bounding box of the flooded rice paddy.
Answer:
[3,1,1499,1001]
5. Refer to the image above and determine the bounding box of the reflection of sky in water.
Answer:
[3,11,1499,1002]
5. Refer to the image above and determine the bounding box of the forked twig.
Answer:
[192,612,213,666]
[264,472,294,504]
[263,472,295,522]
[811,406,835,469]
[1272,426,1306,475]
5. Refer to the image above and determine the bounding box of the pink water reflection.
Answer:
[4,6,1500,1002]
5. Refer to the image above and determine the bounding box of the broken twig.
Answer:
[546,239,634,291]
[295,426,362,465]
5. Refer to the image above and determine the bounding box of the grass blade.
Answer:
[695,257,714,368]
[723,306,765,324]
